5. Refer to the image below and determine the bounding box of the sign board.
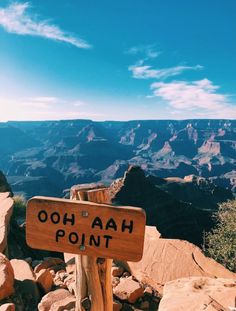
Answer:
[26,196,146,262]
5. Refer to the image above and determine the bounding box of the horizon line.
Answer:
[1,118,236,123]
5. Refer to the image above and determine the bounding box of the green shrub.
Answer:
[13,195,27,219]
[204,199,236,272]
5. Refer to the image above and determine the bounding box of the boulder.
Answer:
[0,253,14,300]
[159,277,236,311]
[49,296,76,311]
[0,193,14,253]
[113,276,144,303]
[34,257,65,274]
[0,304,15,311]
[10,259,40,305]
[112,266,124,277]
[38,288,74,311]
[36,268,53,293]
[126,226,236,293]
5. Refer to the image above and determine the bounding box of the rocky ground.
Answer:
[0,171,235,310]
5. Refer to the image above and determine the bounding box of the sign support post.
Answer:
[26,194,146,311]
[71,187,113,311]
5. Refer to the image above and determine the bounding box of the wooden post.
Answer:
[26,194,146,311]
[72,189,113,311]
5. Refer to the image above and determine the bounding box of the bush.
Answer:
[204,199,236,272]
[13,195,27,220]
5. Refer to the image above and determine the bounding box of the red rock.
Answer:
[36,268,53,293]
[0,303,15,311]
[38,288,74,311]
[112,266,124,277]
[113,301,122,311]
[0,253,14,300]
[159,277,236,311]
[10,259,40,302]
[113,276,144,303]
[34,257,65,274]
[50,296,76,311]
[127,226,236,293]
[144,286,153,295]
[0,194,14,253]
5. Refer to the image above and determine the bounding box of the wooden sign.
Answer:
[26,196,146,262]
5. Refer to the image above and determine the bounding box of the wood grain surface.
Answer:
[26,196,146,262]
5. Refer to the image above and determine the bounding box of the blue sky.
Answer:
[0,0,235,121]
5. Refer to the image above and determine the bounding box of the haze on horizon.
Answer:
[0,0,236,122]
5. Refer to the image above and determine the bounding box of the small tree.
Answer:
[205,199,236,272]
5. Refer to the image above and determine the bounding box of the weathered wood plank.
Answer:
[26,196,146,262]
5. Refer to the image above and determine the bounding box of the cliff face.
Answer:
[105,166,216,246]
[0,119,235,198]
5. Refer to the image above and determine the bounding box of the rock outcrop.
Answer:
[0,254,14,300]
[126,226,236,293]
[0,193,14,254]
[106,166,215,246]
[0,170,235,310]
[159,277,236,311]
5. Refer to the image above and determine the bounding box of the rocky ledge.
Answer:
[0,170,235,310]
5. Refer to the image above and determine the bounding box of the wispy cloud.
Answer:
[29,96,58,103]
[0,96,106,121]
[126,45,161,59]
[0,2,91,48]
[129,63,203,80]
[150,79,236,118]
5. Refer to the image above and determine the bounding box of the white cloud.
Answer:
[0,2,91,48]
[150,79,236,118]
[129,63,203,80]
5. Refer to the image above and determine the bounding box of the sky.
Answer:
[0,0,236,121]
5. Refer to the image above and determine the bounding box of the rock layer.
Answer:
[126,226,236,293]
[159,277,236,311]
